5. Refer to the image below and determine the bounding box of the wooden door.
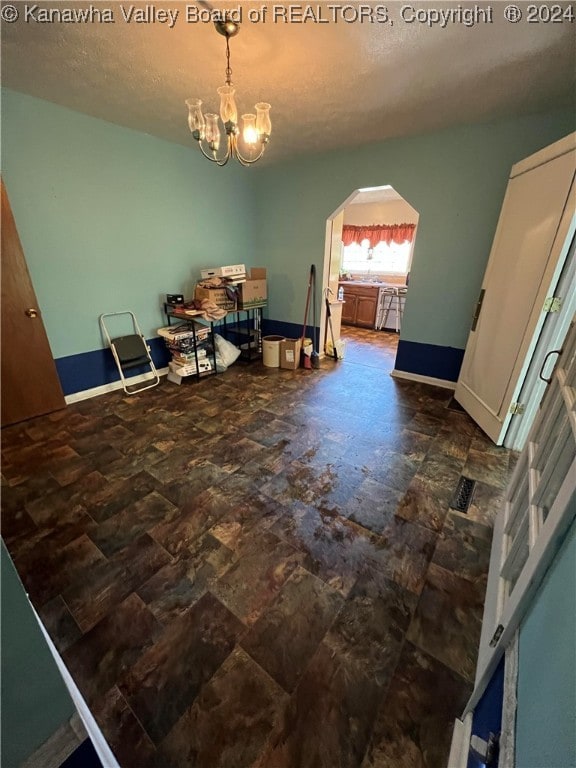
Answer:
[1,181,65,426]
[454,133,575,444]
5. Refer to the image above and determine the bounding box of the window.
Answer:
[342,238,411,275]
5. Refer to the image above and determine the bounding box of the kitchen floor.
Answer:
[1,335,513,768]
[339,326,399,371]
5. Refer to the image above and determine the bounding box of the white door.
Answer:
[470,314,576,707]
[455,133,575,444]
[449,318,576,766]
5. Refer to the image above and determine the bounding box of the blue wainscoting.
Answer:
[55,324,463,397]
[261,318,310,341]
[395,339,464,382]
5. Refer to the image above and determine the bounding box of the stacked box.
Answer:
[194,286,237,311]
[200,264,246,279]
[280,338,302,370]
[168,359,211,376]
[158,323,214,377]
[238,268,267,309]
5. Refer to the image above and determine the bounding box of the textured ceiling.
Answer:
[2,1,575,163]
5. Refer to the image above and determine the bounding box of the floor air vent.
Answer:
[450,476,476,513]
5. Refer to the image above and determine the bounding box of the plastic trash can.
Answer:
[262,335,285,368]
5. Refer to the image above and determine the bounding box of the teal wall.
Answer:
[516,507,576,768]
[1,541,76,767]
[1,89,255,359]
[251,111,575,350]
[2,88,573,381]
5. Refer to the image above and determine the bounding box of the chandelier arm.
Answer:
[234,145,267,166]
[197,140,231,166]
[228,134,266,165]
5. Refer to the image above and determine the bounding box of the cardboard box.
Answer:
[194,285,236,310]
[238,268,267,309]
[280,338,302,370]
[169,359,212,376]
[200,264,246,279]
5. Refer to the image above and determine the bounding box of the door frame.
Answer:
[320,191,359,352]
[321,185,420,349]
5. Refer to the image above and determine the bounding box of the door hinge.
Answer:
[509,402,525,415]
[471,288,486,331]
[489,624,504,647]
[543,296,562,313]
[470,733,500,768]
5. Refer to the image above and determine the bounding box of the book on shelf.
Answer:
[157,326,195,341]
[172,351,207,365]
[158,322,211,342]
[166,342,196,354]
[168,359,212,376]
[170,308,203,318]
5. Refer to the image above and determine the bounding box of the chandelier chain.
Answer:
[225,36,233,85]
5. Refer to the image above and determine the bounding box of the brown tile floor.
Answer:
[1,326,514,768]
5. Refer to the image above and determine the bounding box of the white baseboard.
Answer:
[64,368,168,404]
[391,368,457,390]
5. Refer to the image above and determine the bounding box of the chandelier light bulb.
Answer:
[242,114,258,145]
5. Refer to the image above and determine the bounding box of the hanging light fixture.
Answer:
[186,14,271,167]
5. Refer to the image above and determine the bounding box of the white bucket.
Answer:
[262,335,285,368]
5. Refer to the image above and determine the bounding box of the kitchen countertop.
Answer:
[339,280,408,289]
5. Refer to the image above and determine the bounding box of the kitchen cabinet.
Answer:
[339,282,379,328]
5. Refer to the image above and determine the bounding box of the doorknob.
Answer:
[539,348,562,384]
[25,308,38,318]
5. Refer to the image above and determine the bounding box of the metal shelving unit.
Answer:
[162,306,218,383]
[216,305,265,363]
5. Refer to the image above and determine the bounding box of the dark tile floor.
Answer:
[1,327,514,768]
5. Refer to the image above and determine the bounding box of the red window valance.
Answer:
[342,223,416,248]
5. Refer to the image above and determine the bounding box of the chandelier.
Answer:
[186,15,271,166]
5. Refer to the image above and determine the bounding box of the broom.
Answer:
[325,288,338,360]
[311,264,320,369]
[300,265,313,369]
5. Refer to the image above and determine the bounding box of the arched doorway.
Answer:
[320,185,420,370]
